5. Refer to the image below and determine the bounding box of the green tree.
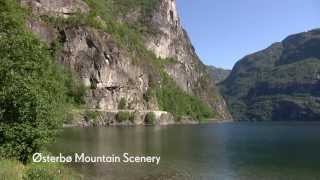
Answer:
[0,0,68,163]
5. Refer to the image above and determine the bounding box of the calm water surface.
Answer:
[51,122,320,180]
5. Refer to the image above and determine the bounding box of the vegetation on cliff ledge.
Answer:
[155,73,215,120]
[39,0,216,121]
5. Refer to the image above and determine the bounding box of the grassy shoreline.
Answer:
[0,159,81,180]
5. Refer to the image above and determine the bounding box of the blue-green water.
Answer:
[51,122,320,180]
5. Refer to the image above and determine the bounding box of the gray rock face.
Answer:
[59,27,157,110]
[144,0,181,59]
[26,18,57,44]
[21,0,89,17]
[22,0,231,121]
[143,0,231,119]
[67,110,176,127]
[144,0,200,93]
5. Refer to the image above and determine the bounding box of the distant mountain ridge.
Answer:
[207,66,231,83]
[220,29,320,121]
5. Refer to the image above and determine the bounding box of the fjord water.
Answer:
[51,123,320,180]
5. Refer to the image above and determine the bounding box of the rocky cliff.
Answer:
[20,0,231,123]
[21,0,89,17]
[141,0,231,119]
[220,29,320,121]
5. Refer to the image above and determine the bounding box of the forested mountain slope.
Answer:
[220,29,320,121]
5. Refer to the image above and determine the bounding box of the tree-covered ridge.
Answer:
[220,29,320,121]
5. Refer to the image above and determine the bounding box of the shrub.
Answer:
[64,112,75,124]
[143,88,155,102]
[0,159,79,180]
[144,112,156,125]
[0,0,69,163]
[84,110,100,121]
[116,111,134,122]
[155,73,215,121]
[118,98,127,109]
[64,73,87,105]
[23,165,56,180]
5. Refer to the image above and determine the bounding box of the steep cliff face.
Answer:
[144,0,181,59]
[143,0,198,90]
[21,0,231,121]
[220,29,320,121]
[142,0,231,119]
[58,27,155,110]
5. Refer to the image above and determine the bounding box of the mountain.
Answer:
[207,66,231,83]
[19,0,231,123]
[220,29,320,121]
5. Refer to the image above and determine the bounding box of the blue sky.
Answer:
[176,0,320,69]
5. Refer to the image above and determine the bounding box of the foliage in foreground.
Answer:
[0,0,83,163]
[0,159,79,180]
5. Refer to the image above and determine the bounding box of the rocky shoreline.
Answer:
[64,110,202,128]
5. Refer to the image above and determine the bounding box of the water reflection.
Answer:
[51,123,320,180]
